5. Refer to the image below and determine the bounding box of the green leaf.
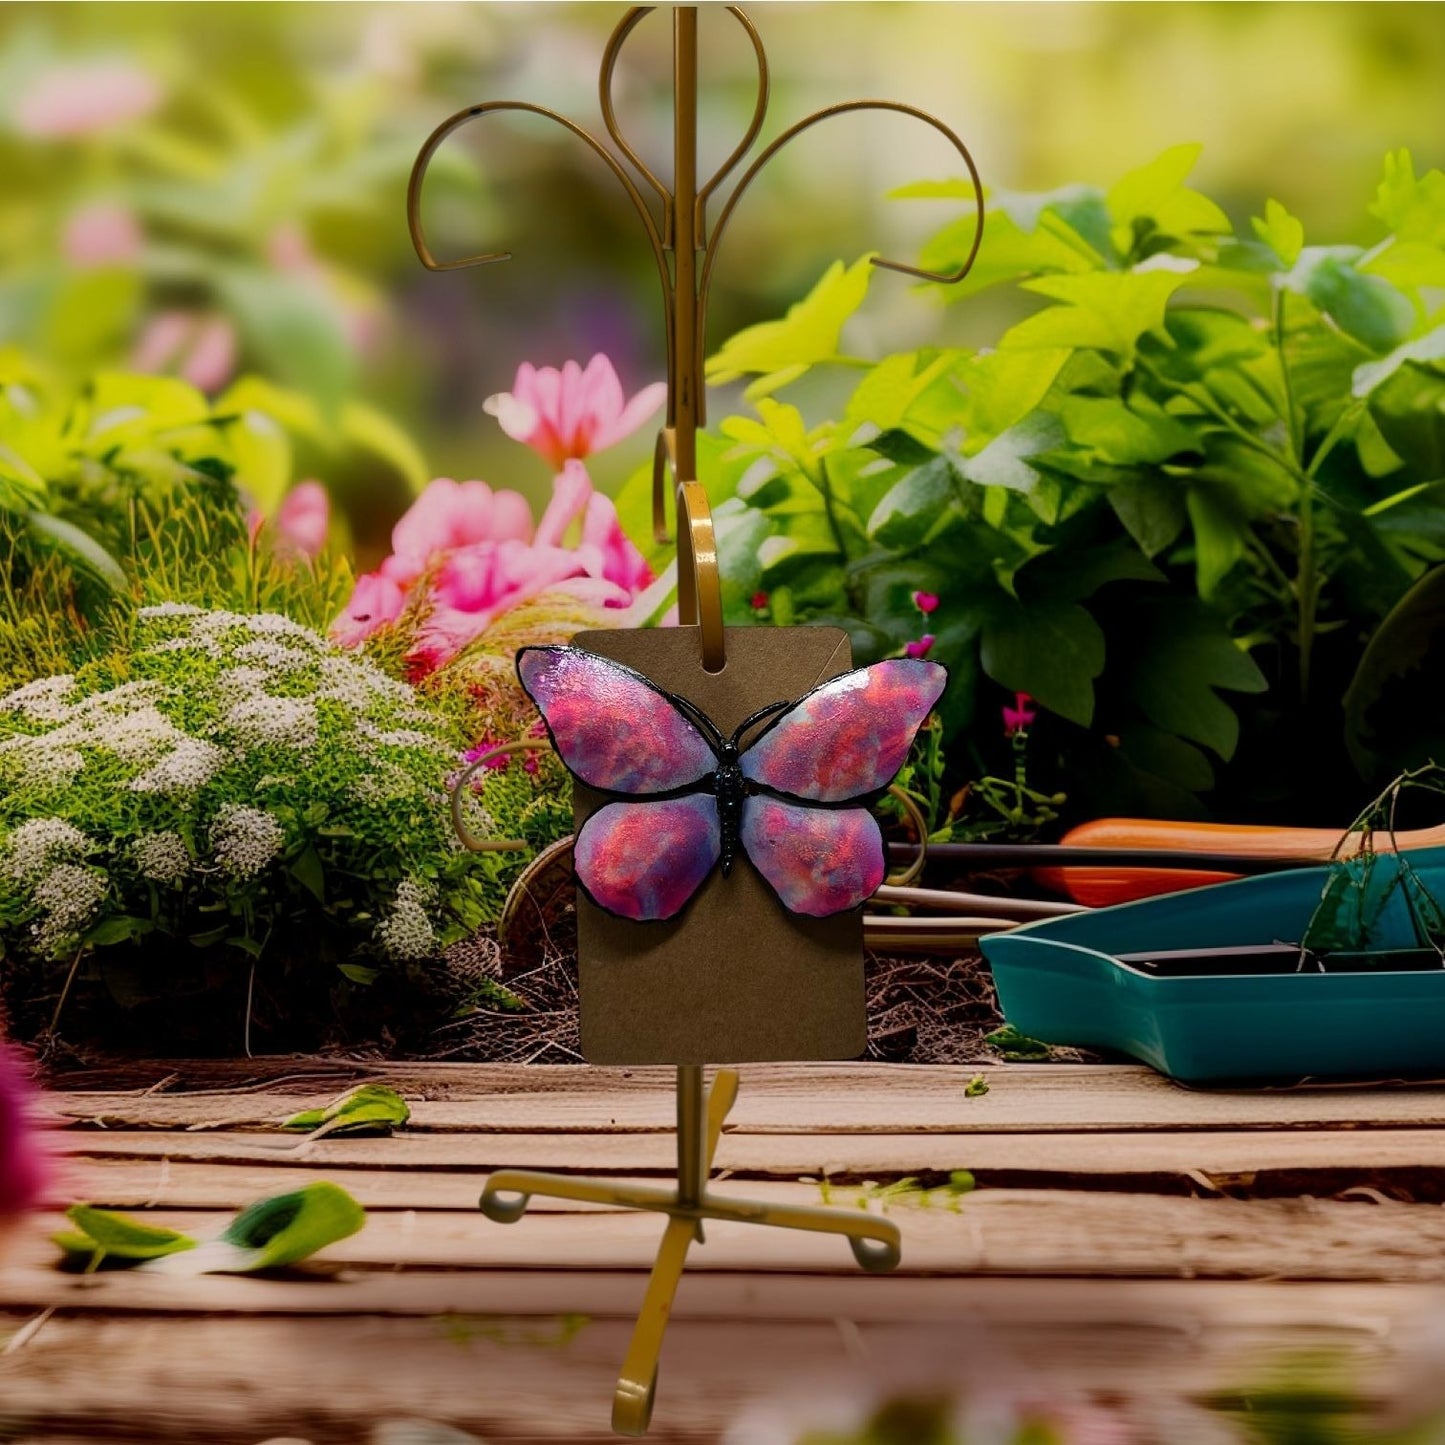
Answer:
[985,1025,1051,1061]
[1185,484,1250,598]
[84,916,154,947]
[281,1083,411,1137]
[1352,326,1445,398]
[916,190,1109,299]
[342,400,431,495]
[337,963,381,986]
[960,412,1066,493]
[25,511,128,592]
[1004,269,1192,359]
[1058,394,1198,467]
[706,255,874,394]
[289,846,326,905]
[957,348,1070,439]
[964,1075,989,1098]
[217,1182,366,1271]
[1110,475,1187,556]
[980,597,1105,726]
[1370,149,1445,246]
[843,350,961,437]
[1366,363,1445,477]
[1123,599,1267,758]
[1284,248,1414,354]
[866,456,963,549]
[1251,198,1305,267]
[55,1205,197,1265]
[1106,144,1231,248]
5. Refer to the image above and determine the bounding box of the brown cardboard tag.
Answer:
[569,624,868,1065]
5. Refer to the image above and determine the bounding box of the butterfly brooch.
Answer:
[516,645,947,922]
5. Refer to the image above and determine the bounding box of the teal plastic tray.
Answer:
[979,847,1445,1083]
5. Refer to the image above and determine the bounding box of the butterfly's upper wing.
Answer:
[517,645,716,795]
[740,797,885,918]
[575,796,721,921]
[740,658,947,803]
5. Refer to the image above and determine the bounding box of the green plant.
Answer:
[0,604,497,1044]
[661,147,1445,824]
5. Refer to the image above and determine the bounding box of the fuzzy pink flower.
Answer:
[13,60,161,138]
[0,1045,47,1219]
[1003,691,1037,736]
[334,463,653,672]
[904,635,935,659]
[332,571,407,648]
[62,201,143,268]
[913,590,940,615]
[484,355,666,468]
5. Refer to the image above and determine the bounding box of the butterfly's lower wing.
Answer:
[740,658,947,802]
[575,795,721,922]
[740,796,885,918]
[518,646,716,795]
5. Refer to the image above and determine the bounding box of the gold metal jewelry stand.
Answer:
[408,7,981,1433]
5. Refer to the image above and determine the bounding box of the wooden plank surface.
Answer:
[49,1061,1445,1132]
[14,1187,1445,1283]
[0,1300,1427,1445]
[51,1125,1445,1191]
[63,1124,1445,1212]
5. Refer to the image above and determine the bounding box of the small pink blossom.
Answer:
[13,60,161,139]
[273,482,330,559]
[131,311,237,393]
[751,591,770,612]
[913,590,940,615]
[463,736,513,773]
[332,571,407,648]
[904,635,935,659]
[62,201,142,269]
[1003,691,1037,737]
[484,355,666,468]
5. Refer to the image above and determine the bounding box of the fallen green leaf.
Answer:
[985,1025,1053,1061]
[964,1074,990,1098]
[281,1083,411,1138]
[54,1205,197,1266]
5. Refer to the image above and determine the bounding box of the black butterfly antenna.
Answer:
[729,699,792,750]
[658,685,728,754]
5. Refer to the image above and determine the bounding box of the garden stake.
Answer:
[409,6,982,1433]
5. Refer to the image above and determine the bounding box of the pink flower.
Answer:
[274,482,330,558]
[904,635,935,659]
[384,478,534,588]
[0,1045,47,1219]
[751,591,770,612]
[484,355,666,468]
[334,464,653,673]
[463,736,513,773]
[131,311,237,393]
[13,60,161,138]
[913,591,940,615]
[332,571,407,648]
[62,201,143,268]
[1003,691,1037,737]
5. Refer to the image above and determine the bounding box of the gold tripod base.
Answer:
[478,1067,902,1436]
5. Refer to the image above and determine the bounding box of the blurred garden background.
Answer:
[3,1,1445,1053]
[4,2,1443,557]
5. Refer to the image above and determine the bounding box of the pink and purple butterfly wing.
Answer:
[575,796,721,922]
[741,658,946,803]
[517,646,715,794]
[740,797,885,917]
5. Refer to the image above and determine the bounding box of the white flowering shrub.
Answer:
[0,606,491,1025]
